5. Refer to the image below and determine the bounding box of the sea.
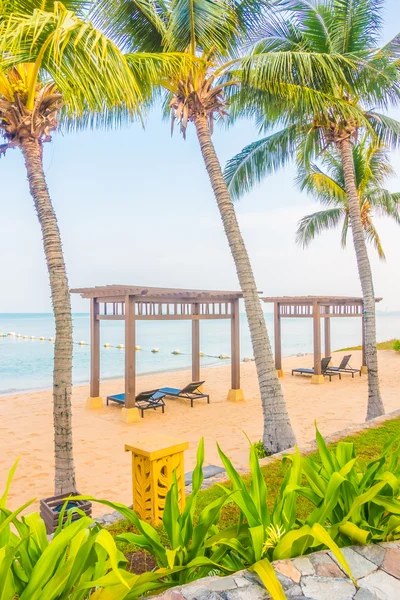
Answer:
[1,312,399,396]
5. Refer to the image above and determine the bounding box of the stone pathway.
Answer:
[152,542,400,600]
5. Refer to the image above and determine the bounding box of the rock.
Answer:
[310,552,346,578]
[220,587,270,600]
[354,589,379,599]
[357,570,400,600]
[301,575,356,599]
[233,576,252,588]
[274,559,301,583]
[293,556,315,576]
[381,548,400,579]
[353,545,386,567]
[209,577,237,592]
[329,547,377,579]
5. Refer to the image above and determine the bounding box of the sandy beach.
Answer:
[1,349,399,516]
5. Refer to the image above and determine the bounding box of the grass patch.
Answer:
[107,416,400,554]
[336,339,398,351]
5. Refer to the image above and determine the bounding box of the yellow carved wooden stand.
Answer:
[125,436,189,526]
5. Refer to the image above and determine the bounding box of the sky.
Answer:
[1,0,400,313]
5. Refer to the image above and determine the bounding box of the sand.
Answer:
[1,349,399,516]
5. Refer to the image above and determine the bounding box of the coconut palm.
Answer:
[225,0,400,421]
[93,0,358,452]
[0,1,180,492]
[296,139,400,259]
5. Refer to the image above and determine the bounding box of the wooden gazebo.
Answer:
[71,285,245,422]
[262,296,382,384]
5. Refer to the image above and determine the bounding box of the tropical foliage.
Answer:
[225,0,400,421]
[393,340,400,352]
[0,461,179,600]
[78,427,400,599]
[296,139,400,259]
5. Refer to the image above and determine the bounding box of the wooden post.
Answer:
[228,299,244,401]
[86,298,103,408]
[324,311,331,358]
[122,295,140,422]
[274,302,283,377]
[312,301,324,384]
[192,303,200,382]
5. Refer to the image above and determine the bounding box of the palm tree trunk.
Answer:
[20,137,76,493]
[338,137,384,420]
[194,114,296,452]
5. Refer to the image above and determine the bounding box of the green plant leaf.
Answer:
[251,558,286,600]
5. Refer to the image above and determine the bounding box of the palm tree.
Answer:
[94,0,356,452]
[0,2,167,493]
[224,0,400,421]
[296,139,400,259]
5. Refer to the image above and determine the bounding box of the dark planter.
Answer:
[40,491,92,534]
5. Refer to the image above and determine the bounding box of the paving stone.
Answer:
[209,577,237,592]
[310,552,346,578]
[354,588,379,600]
[329,547,377,580]
[220,586,270,600]
[181,584,219,600]
[157,592,186,600]
[381,548,400,579]
[276,570,301,593]
[358,570,400,600]
[293,556,315,576]
[274,559,301,583]
[233,576,252,588]
[301,576,356,599]
[353,545,386,567]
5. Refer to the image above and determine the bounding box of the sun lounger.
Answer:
[327,354,361,378]
[159,381,210,407]
[106,389,166,418]
[292,357,341,382]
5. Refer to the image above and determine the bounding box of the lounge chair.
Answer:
[292,357,341,382]
[158,381,210,407]
[327,354,361,378]
[106,389,166,418]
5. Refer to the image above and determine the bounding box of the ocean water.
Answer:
[0,312,399,395]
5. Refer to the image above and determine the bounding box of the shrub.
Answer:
[0,461,177,599]
[252,440,270,459]
[393,340,400,352]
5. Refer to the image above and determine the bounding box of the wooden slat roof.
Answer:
[70,285,247,300]
[262,295,382,305]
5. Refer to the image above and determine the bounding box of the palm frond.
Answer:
[295,208,344,247]
[224,123,301,200]
[364,216,385,260]
[0,4,147,119]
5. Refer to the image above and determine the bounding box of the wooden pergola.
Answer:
[71,285,245,421]
[262,296,382,384]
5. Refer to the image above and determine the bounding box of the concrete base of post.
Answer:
[120,407,141,423]
[86,396,104,409]
[311,374,325,385]
[360,365,368,374]
[227,388,245,402]
[276,369,284,378]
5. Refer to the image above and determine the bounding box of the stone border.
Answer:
[152,542,400,599]
[95,409,400,527]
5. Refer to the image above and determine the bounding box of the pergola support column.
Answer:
[274,302,283,378]
[324,312,331,358]
[228,299,244,401]
[312,302,324,384]
[192,304,200,383]
[86,298,103,409]
[361,314,368,374]
[121,295,140,423]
